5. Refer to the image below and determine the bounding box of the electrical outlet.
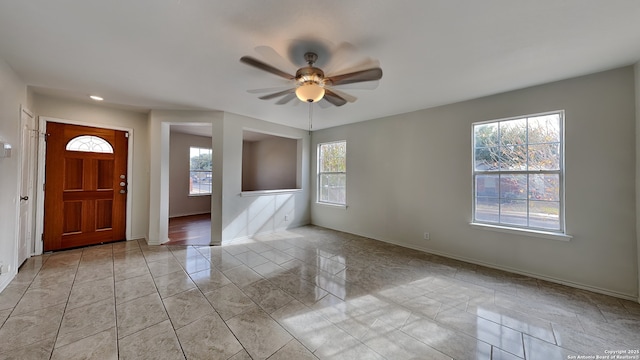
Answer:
[423,232,430,240]
[284,215,289,222]
[0,262,4,275]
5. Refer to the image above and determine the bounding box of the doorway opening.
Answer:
[167,124,212,246]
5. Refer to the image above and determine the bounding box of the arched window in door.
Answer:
[66,135,114,153]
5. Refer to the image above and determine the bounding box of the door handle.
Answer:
[20,196,29,201]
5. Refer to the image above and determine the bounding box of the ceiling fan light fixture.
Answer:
[295,82,325,103]
[240,50,381,107]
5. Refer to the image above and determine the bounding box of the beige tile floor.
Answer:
[0,226,638,359]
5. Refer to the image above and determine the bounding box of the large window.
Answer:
[318,141,346,205]
[190,147,212,195]
[473,111,564,232]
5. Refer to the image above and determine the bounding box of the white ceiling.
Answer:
[1,1,639,130]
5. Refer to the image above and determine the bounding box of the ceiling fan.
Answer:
[240,51,382,107]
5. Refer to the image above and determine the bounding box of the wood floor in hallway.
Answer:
[167,213,211,246]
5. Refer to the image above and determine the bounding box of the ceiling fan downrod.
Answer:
[304,52,318,66]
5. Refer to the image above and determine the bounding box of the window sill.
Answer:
[189,193,211,197]
[240,189,302,197]
[316,202,347,210]
[470,222,572,241]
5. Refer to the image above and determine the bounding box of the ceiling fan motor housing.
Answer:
[295,54,326,103]
[295,66,325,85]
[295,66,326,102]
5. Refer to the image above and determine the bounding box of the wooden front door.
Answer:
[44,122,128,251]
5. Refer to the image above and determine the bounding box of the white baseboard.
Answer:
[169,212,211,219]
[377,236,637,301]
[0,272,16,294]
[128,233,147,241]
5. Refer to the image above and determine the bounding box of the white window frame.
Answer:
[317,140,347,206]
[472,110,566,235]
[189,146,212,196]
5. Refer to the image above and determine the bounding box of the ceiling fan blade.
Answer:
[326,68,383,86]
[323,89,348,107]
[325,87,357,103]
[317,99,333,109]
[240,56,295,80]
[254,46,297,73]
[332,80,380,90]
[258,88,295,100]
[322,42,359,74]
[275,93,297,105]
[329,58,380,78]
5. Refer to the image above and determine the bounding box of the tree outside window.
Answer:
[190,147,212,195]
[473,112,564,232]
[318,141,346,205]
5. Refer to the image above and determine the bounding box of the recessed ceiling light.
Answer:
[89,95,104,101]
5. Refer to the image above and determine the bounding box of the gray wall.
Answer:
[169,131,212,218]
[312,67,638,299]
[242,137,297,191]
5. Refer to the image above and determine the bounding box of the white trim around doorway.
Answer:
[33,116,135,255]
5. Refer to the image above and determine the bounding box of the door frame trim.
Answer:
[17,105,35,263]
[34,116,135,255]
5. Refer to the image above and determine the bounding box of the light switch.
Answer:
[0,142,11,158]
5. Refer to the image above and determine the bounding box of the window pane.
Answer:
[529,201,560,230]
[66,135,114,153]
[473,112,563,233]
[320,173,345,204]
[499,145,527,170]
[474,147,500,171]
[319,181,329,202]
[528,114,560,144]
[500,174,527,200]
[202,181,212,194]
[320,142,346,172]
[190,171,212,194]
[475,174,498,197]
[190,148,212,171]
[318,141,346,205]
[529,174,559,201]
[190,147,212,195]
[500,119,527,146]
[499,199,527,226]
[474,123,498,148]
[475,197,499,223]
[528,143,560,170]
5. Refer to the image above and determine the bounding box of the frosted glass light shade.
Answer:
[295,83,325,103]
